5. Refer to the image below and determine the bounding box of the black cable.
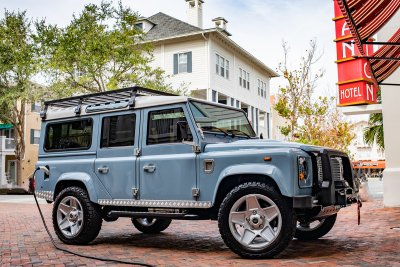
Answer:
[31,169,154,267]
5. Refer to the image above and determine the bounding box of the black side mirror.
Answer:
[260,133,264,139]
[177,121,189,141]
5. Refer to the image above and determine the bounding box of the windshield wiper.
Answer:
[200,126,229,136]
[226,129,251,138]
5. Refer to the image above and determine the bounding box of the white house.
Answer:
[138,0,278,137]
[348,120,385,161]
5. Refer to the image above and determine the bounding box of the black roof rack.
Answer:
[40,86,176,119]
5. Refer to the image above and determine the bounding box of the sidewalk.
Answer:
[0,198,399,266]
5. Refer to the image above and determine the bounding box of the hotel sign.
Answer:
[333,0,378,106]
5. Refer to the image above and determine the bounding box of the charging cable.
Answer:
[31,168,154,266]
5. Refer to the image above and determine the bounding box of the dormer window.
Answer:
[134,22,143,31]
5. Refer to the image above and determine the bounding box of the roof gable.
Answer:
[144,12,202,41]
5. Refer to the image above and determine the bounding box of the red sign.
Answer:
[333,0,378,106]
[337,59,373,81]
[338,80,377,106]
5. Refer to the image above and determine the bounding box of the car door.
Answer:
[138,104,197,201]
[94,111,139,199]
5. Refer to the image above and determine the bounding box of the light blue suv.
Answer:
[35,87,358,258]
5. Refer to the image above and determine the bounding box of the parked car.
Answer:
[35,87,358,258]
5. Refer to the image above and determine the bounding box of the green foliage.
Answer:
[36,1,172,97]
[363,113,384,150]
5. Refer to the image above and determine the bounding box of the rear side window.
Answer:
[147,108,193,145]
[101,114,136,148]
[44,119,92,151]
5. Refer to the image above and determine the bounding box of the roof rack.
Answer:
[40,86,176,120]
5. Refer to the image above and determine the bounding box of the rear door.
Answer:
[94,111,139,199]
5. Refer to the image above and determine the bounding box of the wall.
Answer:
[150,38,209,91]
[209,35,270,113]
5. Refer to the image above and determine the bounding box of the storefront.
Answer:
[353,160,386,179]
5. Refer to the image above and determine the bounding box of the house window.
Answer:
[134,22,143,30]
[31,130,40,144]
[216,54,229,79]
[258,79,267,98]
[230,98,235,107]
[31,102,41,113]
[236,100,240,108]
[101,114,136,148]
[239,68,250,89]
[173,52,192,74]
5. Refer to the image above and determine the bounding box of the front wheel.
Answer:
[131,218,172,234]
[52,186,102,244]
[295,214,337,240]
[218,182,296,259]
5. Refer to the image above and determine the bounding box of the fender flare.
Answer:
[212,164,292,203]
[56,172,99,202]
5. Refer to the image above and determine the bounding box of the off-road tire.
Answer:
[218,182,296,259]
[52,186,102,244]
[132,218,172,234]
[295,214,337,240]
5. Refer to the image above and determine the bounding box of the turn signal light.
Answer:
[263,156,272,161]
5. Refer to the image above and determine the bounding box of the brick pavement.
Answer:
[0,199,400,267]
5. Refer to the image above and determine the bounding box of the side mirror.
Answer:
[177,121,189,141]
[259,133,264,139]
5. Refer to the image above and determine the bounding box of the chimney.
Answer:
[212,17,228,31]
[186,0,204,28]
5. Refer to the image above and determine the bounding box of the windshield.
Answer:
[189,101,256,137]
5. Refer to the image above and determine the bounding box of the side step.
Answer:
[107,211,199,220]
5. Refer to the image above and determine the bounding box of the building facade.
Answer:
[0,103,41,189]
[139,0,278,137]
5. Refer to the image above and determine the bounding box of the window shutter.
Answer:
[30,129,34,144]
[187,52,192,73]
[173,54,178,74]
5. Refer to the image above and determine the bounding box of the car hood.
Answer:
[203,139,329,154]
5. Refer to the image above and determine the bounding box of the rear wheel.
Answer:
[131,218,172,234]
[295,214,337,240]
[218,182,296,259]
[52,186,102,244]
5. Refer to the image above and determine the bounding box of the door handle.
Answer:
[97,166,109,174]
[143,164,156,173]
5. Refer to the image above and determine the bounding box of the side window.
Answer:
[101,114,136,148]
[44,119,92,151]
[147,108,193,145]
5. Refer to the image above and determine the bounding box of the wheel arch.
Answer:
[210,164,292,219]
[54,172,97,202]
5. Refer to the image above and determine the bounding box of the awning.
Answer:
[369,28,400,82]
[336,0,400,84]
[353,160,386,169]
[0,124,13,130]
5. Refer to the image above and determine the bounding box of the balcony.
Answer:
[0,136,15,153]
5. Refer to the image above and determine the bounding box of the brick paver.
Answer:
[1,199,399,266]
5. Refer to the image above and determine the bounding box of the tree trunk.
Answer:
[13,101,26,187]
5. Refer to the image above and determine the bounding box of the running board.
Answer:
[107,211,199,220]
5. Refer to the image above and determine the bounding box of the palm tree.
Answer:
[363,113,384,149]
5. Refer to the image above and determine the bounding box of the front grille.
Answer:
[330,157,344,180]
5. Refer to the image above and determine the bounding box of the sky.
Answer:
[2,0,338,98]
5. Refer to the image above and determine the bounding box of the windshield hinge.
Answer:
[192,145,201,154]
[134,148,141,157]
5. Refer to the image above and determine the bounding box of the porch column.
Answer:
[0,154,5,186]
[381,69,400,207]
